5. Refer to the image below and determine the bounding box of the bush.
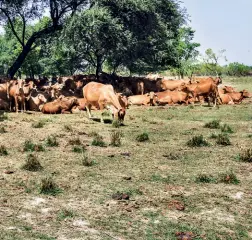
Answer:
[32,120,45,128]
[136,132,149,142]
[238,148,252,162]
[0,145,8,156]
[45,135,59,147]
[204,120,221,129]
[91,135,106,147]
[218,171,239,184]
[195,173,216,183]
[110,131,123,147]
[40,176,62,195]
[216,133,231,146]
[72,145,86,153]
[112,119,121,128]
[0,126,7,133]
[23,140,44,152]
[21,154,43,172]
[187,135,209,147]
[221,124,234,133]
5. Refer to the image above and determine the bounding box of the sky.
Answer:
[182,0,252,65]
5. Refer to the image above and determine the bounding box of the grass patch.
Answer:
[218,171,240,184]
[72,145,86,153]
[81,153,96,166]
[195,173,217,183]
[238,148,252,162]
[64,124,73,132]
[112,119,121,128]
[21,154,43,172]
[0,145,8,156]
[32,120,45,128]
[0,112,8,122]
[216,133,231,146]
[204,120,221,129]
[39,176,62,196]
[91,134,106,147]
[136,132,149,142]
[0,125,7,133]
[187,135,209,147]
[45,135,59,147]
[150,174,171,183]
[110,131,123,147]
[209,133,218,139]
[23,140,45,152]
[221,124,234,133]
[57,209,75,221]
[68,137,82,145]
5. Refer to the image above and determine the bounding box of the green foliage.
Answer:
[238,148,252,162]
[45,136,59,147]
[91,135,106,147]
[23,140,44,152]
[204,120,221,129]
[136,132,149,142]
[195,174,216,183]
[216,133,231,146]
[187,135,209,147]
[110,131,123,147]
[0,145,8,156]
[218,171,239,184]
[22,154,43,172]
[150,174,171,183]
[40,176,62,196]
[221,124,234,133]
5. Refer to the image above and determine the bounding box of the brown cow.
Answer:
[156,79,187,91]
[0,82,9,102]
[156,90,189,105]
[227,90,251,103]
[42,96,78,114]
[28,90,49,111]
[83,82,126,123]
[8,79,25,112]
[128,92,158,106]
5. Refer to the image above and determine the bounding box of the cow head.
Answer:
[38,94,47,104]
[75,80,84,90]
[118,108,126,122]
[147,91,158,106]
[241,90,251,98]
[215,77,222,85]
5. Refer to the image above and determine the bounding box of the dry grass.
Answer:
[1,77,252,239]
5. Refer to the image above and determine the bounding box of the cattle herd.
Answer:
[0,72,251,122]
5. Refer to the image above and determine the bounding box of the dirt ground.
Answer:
[1,77,252,240]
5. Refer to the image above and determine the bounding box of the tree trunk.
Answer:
[96,55,103,80]
[7,25,63,79]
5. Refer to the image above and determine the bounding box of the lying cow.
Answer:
[42,96,78,114]
[156,90,189,105]
[128,92,158,106]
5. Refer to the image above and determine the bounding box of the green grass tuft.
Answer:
[136,132,149,142]
[45,135,59,147]
[91,135,106,147]
[0,145,8,156]
[216,133,231,146]
[238,148,252,162]
[32,120,45,128]
[218,171,239,184]
[204,120,221,129]
[110,131,123,147]
[40,176,62,196]
[21,154,43,172]
[187,135,209,147]
[195,173,216,183]
[221,124,234,133]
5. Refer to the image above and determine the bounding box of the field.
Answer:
[1,77,252,240]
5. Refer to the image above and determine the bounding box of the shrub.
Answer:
[45,135,59,147]
[32,120,45,128]
[68,137,82,145]
[91,135,106,147]
[110,131,123,147]
[195,173,216,183]
[23,140,44,152]
[0,145,8,156]
[216,133,231,146]
[22,154,43,172]
[238,148,252,162]
[204,120,221,129]
[72,145,86,153]
[187,135,209,147]
[0,126,7,133]
[136,132,149,142]
[40,176,62,195]
[81,153,95,167]
[112,119,121,128]
[64,125,73,132]
[218,171,239,184]
[221,124,234,133]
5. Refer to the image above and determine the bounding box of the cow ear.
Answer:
[147,93,150,96]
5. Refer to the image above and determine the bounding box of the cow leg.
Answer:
[85,105,92,118]
[15,97,18,113]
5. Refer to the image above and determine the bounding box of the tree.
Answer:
[202,48,227,76]
[0,0,88,78]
